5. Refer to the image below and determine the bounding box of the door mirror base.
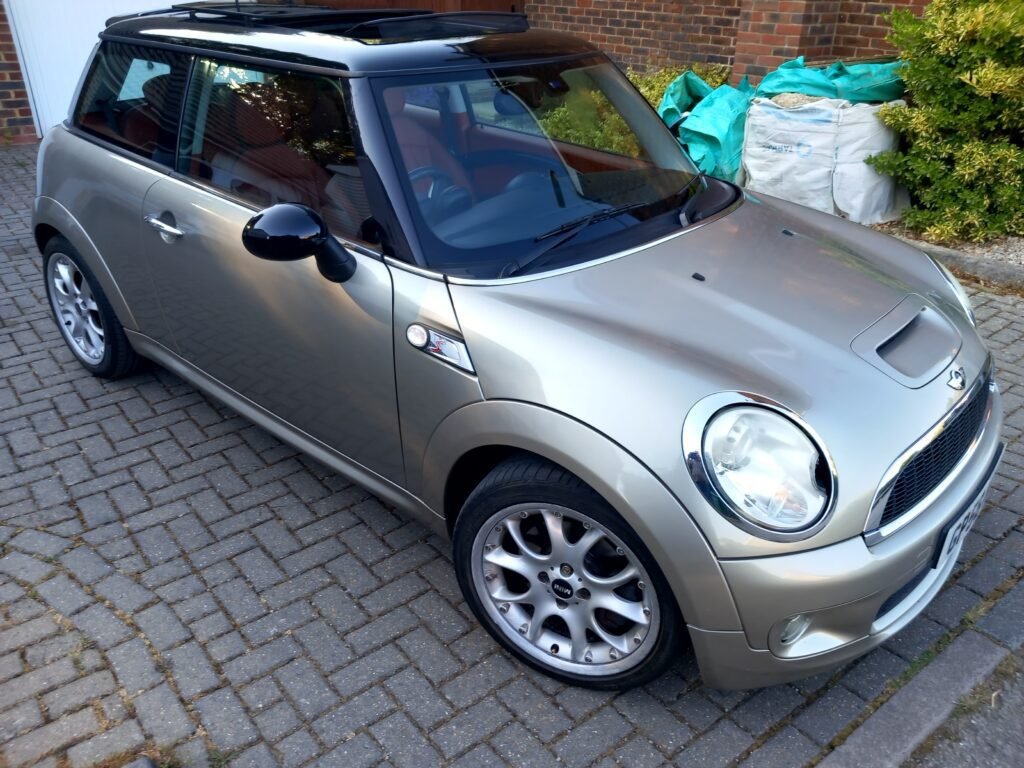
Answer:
[242,203,357,283]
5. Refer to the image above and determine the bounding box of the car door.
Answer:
[63,41,191,338]
[141,57,404,483]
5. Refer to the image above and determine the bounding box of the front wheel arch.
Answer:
[424,400,743,634]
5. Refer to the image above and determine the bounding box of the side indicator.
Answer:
[406,324,475,374]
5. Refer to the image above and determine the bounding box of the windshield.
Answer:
[373,55,700,278]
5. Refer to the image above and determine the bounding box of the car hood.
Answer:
[447,194,992,557]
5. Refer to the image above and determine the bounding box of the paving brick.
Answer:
[9,529,69,558]
[675,718,754,768]
[0,657,78,709]
[254,700,300,743]
[294,620,353,673]
[276,656,339,718]
[433,696,514,760]
[490,722,558,767]
[135,682,196,746]
[2,708,100,768]
[395,627,461,684]
[386,666,453,730]
[234,547,286,590]
[71,603,133,649]
[443,654,518,708]
[68,719,145,768]
[311,584,367,635]
[214,577,267,624]
[330,643,407,698]
[108,638,162,694]
[42,671,117,718]
[239,676,282,712]
[314,732,383,768]
[134,601,191,651]
[312,687,395,747]
[793,685,867,746]
[0,551,54,584]
[741,725,818,768]
[408,591,471,643]
[241,601,315,645]
[196,688,259,751]
[94,572,156,613]
[731,685,805,736]
[275,726,318,767]
[978,578,1024,648]
[227,638,304,688]
[0,614,60,654]
[371,711,442,767]
[0,700,42,743]
[615,688,693,755]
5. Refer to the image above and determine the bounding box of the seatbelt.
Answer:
[434,86,461,160]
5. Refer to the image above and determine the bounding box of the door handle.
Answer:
[144,214,185,240]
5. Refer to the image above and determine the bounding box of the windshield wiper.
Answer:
[677,171,707,225]
[500,201,648,278]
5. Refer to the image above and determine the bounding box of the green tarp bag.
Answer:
[755,56,904,103]
[657,71,713,132]
[658,73,754,182]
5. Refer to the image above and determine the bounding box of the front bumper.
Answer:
[690,384,1003,690]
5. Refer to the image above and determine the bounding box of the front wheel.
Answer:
[453,457,683,689]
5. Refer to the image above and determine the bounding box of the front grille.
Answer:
[879,380,990,528]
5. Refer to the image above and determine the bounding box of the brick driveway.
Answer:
[1,142,1022,768]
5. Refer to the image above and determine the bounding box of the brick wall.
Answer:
[525,1,743,70]
[0,2,35,143]
[527,0,928,80]
[832,0,928,59]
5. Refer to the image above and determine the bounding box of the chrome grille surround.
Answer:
[864,360,995,545]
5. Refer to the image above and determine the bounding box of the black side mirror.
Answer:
[242,203,357,283]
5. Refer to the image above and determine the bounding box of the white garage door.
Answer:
[6,1,253,136]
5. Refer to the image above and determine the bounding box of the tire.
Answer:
[453,456,683,689]
[43,236,141,379]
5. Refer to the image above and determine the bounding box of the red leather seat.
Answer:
[122,75,171,156]
[385,87,472,194]
[211,92,328,209]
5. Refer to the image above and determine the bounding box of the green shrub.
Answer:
[534,64,732,157]
[867,0,1024,243]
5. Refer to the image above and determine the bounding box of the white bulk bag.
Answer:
[741,97,906,224]
[833,101,907,225]
[742,97,846,214]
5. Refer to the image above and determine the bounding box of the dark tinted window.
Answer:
[74,42,190,165]
[178,59,373,243]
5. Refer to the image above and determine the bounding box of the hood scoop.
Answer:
[852,295,962,388]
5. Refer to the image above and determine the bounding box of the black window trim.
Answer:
[71,39,194,170]
[173,53,384,257]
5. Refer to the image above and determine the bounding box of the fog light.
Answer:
[779,614,811,645]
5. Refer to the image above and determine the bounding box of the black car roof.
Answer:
[102,3,599,76]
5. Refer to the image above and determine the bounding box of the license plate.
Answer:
[932,491,985,569]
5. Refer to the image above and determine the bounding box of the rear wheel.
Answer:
[453,456,682,689]
[43,237,141,379]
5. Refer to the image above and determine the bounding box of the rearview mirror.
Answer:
[242,203,357,283]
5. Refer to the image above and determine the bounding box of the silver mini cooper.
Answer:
[35,3,1003,689]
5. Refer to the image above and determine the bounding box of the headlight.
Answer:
[931,257,976,326]
[702,406,830,533]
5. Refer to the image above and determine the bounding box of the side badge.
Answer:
[407,324,475,374]
[947,365,966,390]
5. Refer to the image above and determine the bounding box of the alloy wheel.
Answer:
[47,253,105,363]
[470,503,660,676]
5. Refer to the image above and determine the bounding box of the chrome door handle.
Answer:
[144,214,184,240]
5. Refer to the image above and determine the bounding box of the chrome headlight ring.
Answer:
[682,392,838,542]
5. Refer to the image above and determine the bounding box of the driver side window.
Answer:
[177,59,374,244]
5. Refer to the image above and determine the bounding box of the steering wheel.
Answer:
[408,166,470,223]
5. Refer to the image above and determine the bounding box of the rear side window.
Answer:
[178,59,373,243]
[74,42,190,166]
